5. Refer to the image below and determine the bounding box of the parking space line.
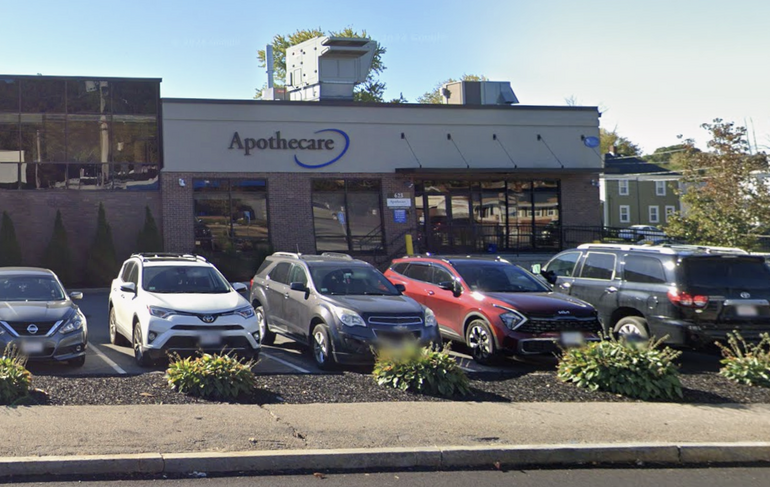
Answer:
[261,351,312,374]
[89,344,127,375]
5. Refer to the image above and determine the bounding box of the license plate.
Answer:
[199,333,221,346]
[561,331,584,347]
[20,340,44,354]
[736,305,758,317]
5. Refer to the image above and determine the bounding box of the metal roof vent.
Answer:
[285,36,377,101]
[441,81,519,105]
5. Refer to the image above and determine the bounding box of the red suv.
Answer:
[384,256,601,364]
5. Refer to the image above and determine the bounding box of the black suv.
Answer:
[540,243,770,347]
[249,252,440,369]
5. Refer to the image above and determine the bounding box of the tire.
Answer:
[68,355,86,367]
[109,307,129,347]
[255,305,275,346]
[613,316,650,341]
[311,323,335,371]
[465,319,498,365]
[133,322,154,367]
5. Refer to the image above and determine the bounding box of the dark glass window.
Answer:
[580,252,616,280]
[0,113,20,158]
[390,262,409,275]
[312,179,383,253]
[20,79,65,113]
[112,81,158,115]
[66,80,111,114]
[20,114,66,162]
[289,265,308,286]
[431,265,454,285]
[623,256,667,284]
[120,262,135,282]
[268,262,291,285]
[546,251,581,277]
[112,117,158,164]
[68,115,109,164]
[0,79,19,112]
[405,263,432,282]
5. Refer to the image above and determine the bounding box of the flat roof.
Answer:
[0,74,162,83]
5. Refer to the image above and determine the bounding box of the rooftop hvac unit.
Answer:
[285,36,377,101]
[441,81,519,105]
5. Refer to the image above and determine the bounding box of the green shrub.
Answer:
[0,211,22,266]
[136,206,163,253]
[85,203,118,286]
[716,332,770,387]
[43,210,74,285]
[557,337,683,400]
[373,343,470,397]
[166,352,257,400]
[0,346,32,405]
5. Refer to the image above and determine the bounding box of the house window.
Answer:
[665,205,676,222]
[649,205,660,223]
[619,205,630,223]
[618,179,629,196]
[655,181,666,196]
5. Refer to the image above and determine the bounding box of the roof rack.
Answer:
[131,252,208,262]
[320,252,353,260]
[577,243,749,255]
[271,252,301,260]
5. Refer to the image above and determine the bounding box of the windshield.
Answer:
[452,262,550,293]
[310,265,401,296]
[0,275,66,301]
[142,266,231,294]
[683,257,770,292]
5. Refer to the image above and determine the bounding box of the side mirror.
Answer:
[540,270,557,285]
[120,282,137,294]
[290,282,308,292]
[531,263,542,274]
[437,281,455,292]
[394,283,406,293]
[69,291,83,300]
[232,282,248,293]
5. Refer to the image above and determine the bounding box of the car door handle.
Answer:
[605,286,618,293]
[284,292,290,298]
[427,290,435,296]
[559,282,571,290]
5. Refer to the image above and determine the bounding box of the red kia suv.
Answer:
[384,255,601,364]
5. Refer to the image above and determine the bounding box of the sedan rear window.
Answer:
[683,257,770,291]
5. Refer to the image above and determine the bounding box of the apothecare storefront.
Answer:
[161,99,602,264]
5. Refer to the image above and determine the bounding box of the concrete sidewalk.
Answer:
[2,401,770,477]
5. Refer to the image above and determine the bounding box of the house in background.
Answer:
[601,155,682,228]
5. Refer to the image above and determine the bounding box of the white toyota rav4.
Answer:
[108,253,260,366]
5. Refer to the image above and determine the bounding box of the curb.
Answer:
[1,442,770,478]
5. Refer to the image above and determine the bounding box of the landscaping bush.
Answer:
[0,346,32,405]
[43,210,74,285]
[373,343,470,397]
[557,337,683,400]
[716,332,770,388]
[136,206,163,253]
[0,211,22,267]
[166,352,257,400]
[85,203,118,286]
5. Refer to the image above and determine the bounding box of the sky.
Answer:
[2,0,769,154]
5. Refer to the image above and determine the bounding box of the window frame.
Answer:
[619,205,630,224]
[618,179,629,196]
[649,205,660,224]
[578,252,617,281]
[655,180,666,196]
[665,205,676,222]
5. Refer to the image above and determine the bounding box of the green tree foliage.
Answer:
[256,28,387,102]
[600,128,642,157]
[665,119,770,248]
[85,203,118,286]
[0,212,22,267]
[43,210,73,284]
[416,74,488,104]
[644,143,690,165]
[136,206,163,253]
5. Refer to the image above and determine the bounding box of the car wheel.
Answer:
[109,308,129,346]
[68,355,86,367]
[133,322,153,367]
[311,323,335,371]
[255,305,275,346]
[465,319,498,365]
[613,316,650,341]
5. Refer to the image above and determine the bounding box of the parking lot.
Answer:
[25,290,518,377]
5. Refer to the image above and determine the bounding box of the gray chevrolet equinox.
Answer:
[249,252,440,369]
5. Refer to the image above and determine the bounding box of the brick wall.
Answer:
[560,173,602,226]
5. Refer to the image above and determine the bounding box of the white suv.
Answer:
[109,253,260,366]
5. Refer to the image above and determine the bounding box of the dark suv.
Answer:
[249,252,440,369]
[540,243,770,347]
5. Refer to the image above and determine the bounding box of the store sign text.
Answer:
[228,129,350,169]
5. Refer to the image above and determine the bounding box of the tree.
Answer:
[0,212,22,266]
[665,119,770,248]
[43,210,73,285]
[601,128,641,157]
[136,206,163,253]
[85,203,118,286]
[256,28,387,102]
[417,74,488,104]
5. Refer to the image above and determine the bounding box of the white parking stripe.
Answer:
[261,351,311,374]
[89,344,127,375]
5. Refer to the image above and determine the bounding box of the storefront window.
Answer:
[0,79,19,113]
[193,178,269,253]
[312,179,383,253]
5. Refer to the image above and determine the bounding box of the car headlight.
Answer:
[423,307,437,327]
[148,306,177,319]
[500,310,528,330]
[234,306,255,319]
[331,305,366,327]
[59,313,85,335]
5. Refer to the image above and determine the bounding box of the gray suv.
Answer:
[249,252,440,369]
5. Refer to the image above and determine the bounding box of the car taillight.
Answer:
[250,278,254,289]
[667,289,709,308]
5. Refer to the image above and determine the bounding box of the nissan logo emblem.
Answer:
[201,315,215,323]
[27,324,38,334]
[741,292,751,299]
